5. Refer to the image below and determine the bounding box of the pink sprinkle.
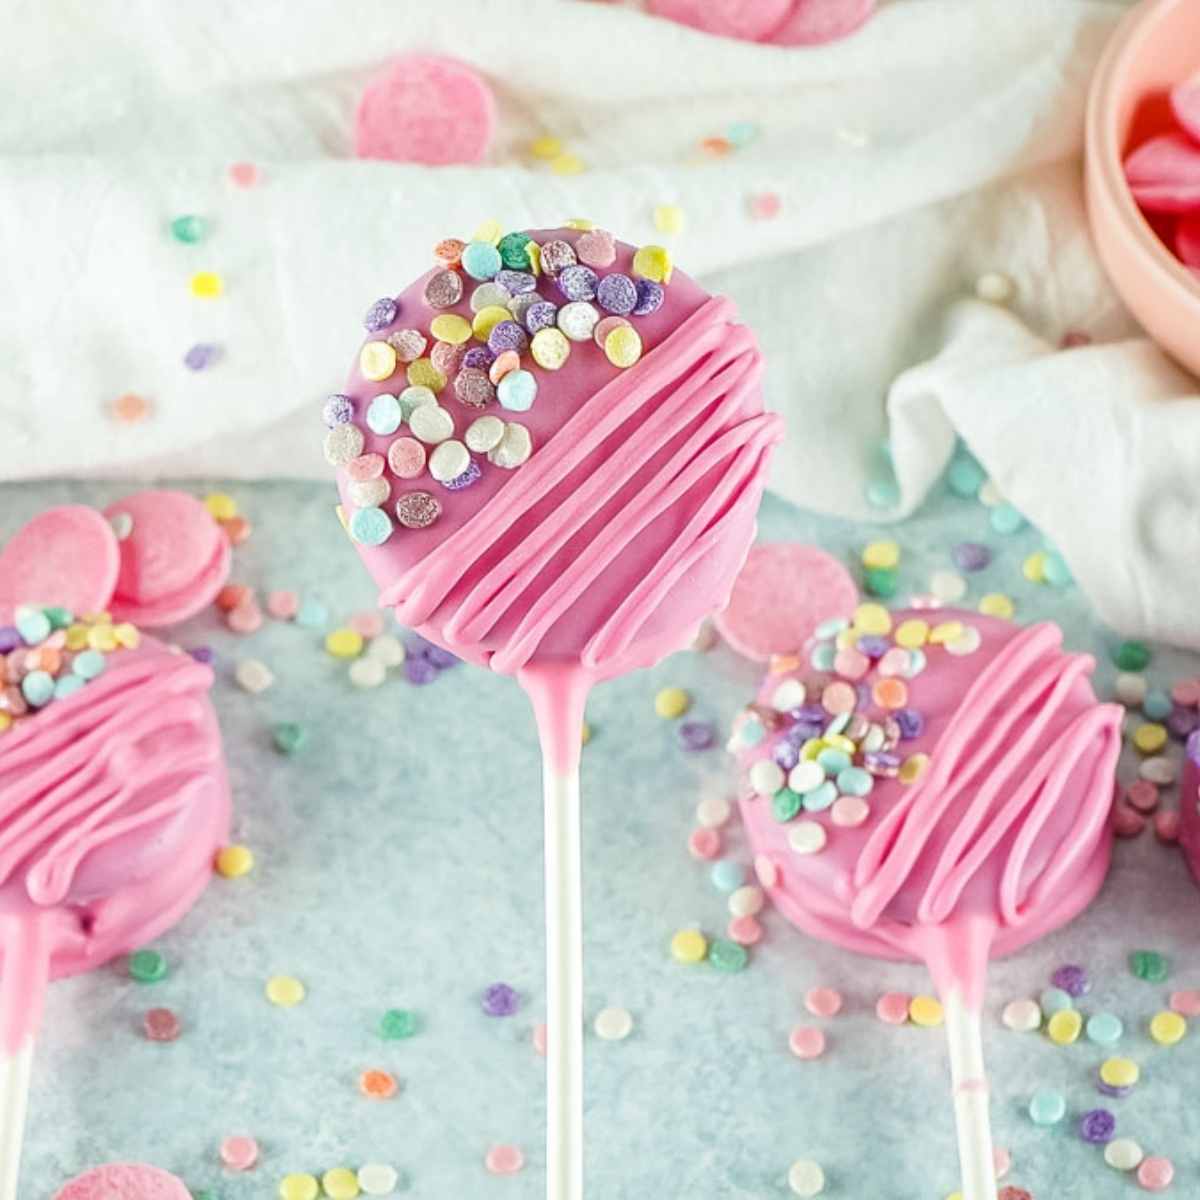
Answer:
[748,192,781,220]
[388,436,428,480]
[788,1025,827,1060]
[876,992,911,1025]
[1112,802,1146,839]
[1170,989,1200,1017]
[349,610,385,639]
[993,1147,1011,1179]
[266,590,299,620]
[1155,810,1180,843]
[754,854,779,888]
[228,162,261,188]
[533,1022,547,1056]
[143,1007,181,1042]
[1127,780,1160,813]
[689,828,721,860]
[346,453,385,482]
[485,1144,525,1175]
[833,647,869,680]
[1137,1155,1174,1191]
[727,915,763,946]
[1171,678,1200,707]
[219,1135,260,1171]
[805,987,843,1018]
[226,601,263,635]
[831,795,869,827]
[489,350,520,385]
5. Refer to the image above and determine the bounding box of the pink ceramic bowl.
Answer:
[1085,0,1200,378]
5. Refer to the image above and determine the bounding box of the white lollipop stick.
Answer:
[0,1037,33,1200]
[521,665,591,1200]
[944,988,998,1200]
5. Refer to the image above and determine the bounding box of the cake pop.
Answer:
[0,508,231,1200]
[731,603,1122,1200]
[322,222,783,1200]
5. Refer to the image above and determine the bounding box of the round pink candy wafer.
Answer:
[0,506,120,623]
[714,543,858,662]
[769,0,876,45]
[646,0,792,42]
[1171,75,1200,143]
[1125,133,1200,214]
[54,1163,191,1200]
[103,491,231,628]
[355,55,495,166]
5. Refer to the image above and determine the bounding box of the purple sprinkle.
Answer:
[596,273,637,315]
[864,751,902,775]
[1051,964,1090,998]
[462,346,494,370]
[524,301,559,333]
[443,459,482,491]
[1097,1082,1132,1099]
[557,265,598,302]
[790,704,828,725]
[424,644,460,670]
[363,296,399,332]
[495,269,536,295]
[1188,728,1200,766]
[322,394,355,427]
[188,646,215,664]
[678,720,716,751]
[894,708,924,739]
[786,722,825,745]
[0,627,21,655]
[183,342,221,371]
[632,279,664,316]
[856,635,890,659]
[951,542,992,572]
[1079,1108,1115,1144]
[482,982,519,1017]
[1169,706,1200,739]
[404,657,438,685]
[772,740,801,770]
[487,320,529,355]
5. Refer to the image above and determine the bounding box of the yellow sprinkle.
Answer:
[894,619,929,649]
[430,313,472,345]
[278,1173,320,1200]
[581,721,591,746]
[335,504,349,532]
[909,995,944,1027]
[1100,1057,1140,1088]
[655,686,691,719]
[565,217,595,230]
[215,844,255,879]
[472,305,512,341]
[671,928,708,964]
[824,733,856,755]
[979,593,1015,619]
[929,620,965,645]
[550,152,586,176]
[1023,551,1047,584]
[946,1193,963,1200]
[359,340,397,382]
[835,627,860,650]
[531,327,571,370]
[189,270,223,298]
[899,753,930,785]
[604,325,642,368]
[529,135,563,160]
[113,622,140,649]
[1150,1010,1187,1045]
[527,241,542,276]
[64,624,88,651]
[853,603,892,635]
[325,628,364,659]
[472,218,502,246]
[653,204,685,235]
[862,540,900,570]
[1133,723,1168,754]
[266,975,306,1008]
[322,1168,361,1199]
[204,492,238,521]
[406,358,446,392]
[86,624,118,652]
[632,244,673,284]
[1047,1008,1083,1044]
[0,713,11,734]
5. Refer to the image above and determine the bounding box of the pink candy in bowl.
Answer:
[1085,0,1200,378]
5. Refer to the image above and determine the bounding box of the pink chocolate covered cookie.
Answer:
[53,1164,191,1200]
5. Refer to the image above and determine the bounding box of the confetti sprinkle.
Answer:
[143,1007,181,1042]
[359,1068,399,1100]
[129,949,167,983]
[189,271,224,299]
[485,1145,525,1175]
[482,982,519,1016]
[266,975,306,1007]
[215,844,254,878]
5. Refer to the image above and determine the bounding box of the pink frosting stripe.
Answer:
[379,296,783,674]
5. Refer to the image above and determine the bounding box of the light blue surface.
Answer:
[5,475,1200,1200]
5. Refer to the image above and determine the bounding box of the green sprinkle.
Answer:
[708,939,748,973]
[1114,641,1151,672]
[946,453,985,498]
[272,722,307,755]
[864,567,899,599]
[129,948,167,983]
[865,476,900,509]
[497,232,533,270]
[1129,949,1169,982]
[43,606,73,630]
[170,214,209,244]
[380,1008,418,1040]
[190,1190,217,1200]
[771,788,802,823]
[1042,550,1073,588]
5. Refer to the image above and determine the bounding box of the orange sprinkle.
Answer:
[769,653,803,675]
[111,392,151,423]
[216,584,252,613]
[872,678,909,710]
[359,1069,398,1100]
[27,647,62,674]
[701,137,732,157]
[220,516,252,546]
[433,238,466,268]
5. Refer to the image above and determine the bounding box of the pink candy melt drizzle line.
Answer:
[380,296,783,675]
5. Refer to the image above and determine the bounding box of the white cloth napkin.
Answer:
[2,0,1197,646]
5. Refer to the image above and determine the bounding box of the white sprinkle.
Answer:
[788,1158,826,1197]
[470,281,511,313]
[234,659,274,694]
[771,678,807,712]
[429,439,470,483]
[696,795,731,829]
[465,415,506,453]
[1001,998,1041,1032]
[1115,672,1147,705]
[754,854,779,887]
[929,569,967,603]
[749,759,785,796]
[409,404,455,445]
[347,477,390,509]
[357,1162,400,1195]
[593,1006,634,1041]
[398,385,437,422]
[1140,755,1177,785]
[349,657,387,689]
[366,633,406,668]
[557,300,600,342]
[728,885,764,917]
[975,271,1016,304]
[1104,1138,1144,1171]
[323,423,364,466]
[489,422,533,469]
[691,621,718,652]
[788,761,826,795]
[945,625,983,656]
[788,821,827,855]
